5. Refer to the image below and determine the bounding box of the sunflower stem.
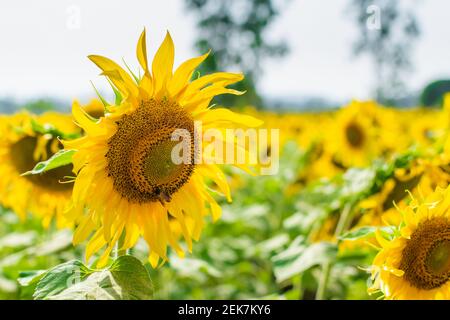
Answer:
[315,202,354,300]
[296,274,304,300]
[334,202,354,238]
[315,261,331,300]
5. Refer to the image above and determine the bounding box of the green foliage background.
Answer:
[0,141,419,300]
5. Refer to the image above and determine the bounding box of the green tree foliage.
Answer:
[185,0,289,108]
[420,80,450,107]
[23,99,57,113]
[348,0,420,105]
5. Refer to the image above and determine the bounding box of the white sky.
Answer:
[0,0,449,105]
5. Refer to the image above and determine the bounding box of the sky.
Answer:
[0,0,449,106]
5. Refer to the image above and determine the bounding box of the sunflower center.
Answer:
[345,122,365,148]
[10,136,73,191]
[143,140,186,185]
[106,99,195,204]
[399,217,450,290]
[428,240,450,275]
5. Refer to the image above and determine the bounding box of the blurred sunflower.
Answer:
[358,172,422,227]
[64,29,262,267]
[413,119,437,147]
[331,101,377,167]
[369,186,450,299]
[0,112,78,227]
[358,156,450,227]
[82,99,105,119]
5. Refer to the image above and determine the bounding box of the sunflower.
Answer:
[0,112,78,227]
[358,169,423,227]
[410,115,441,149]
[64,29,262,268]
[330,101,378,167]
[82,99,105,119]
[352,156,450,240]
[369,185,450,299]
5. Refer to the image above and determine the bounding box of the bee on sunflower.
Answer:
[64,29,262,267]
[369,185,450,299]
[0,111,79,228]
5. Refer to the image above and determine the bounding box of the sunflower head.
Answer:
[105,98,196,204]
[0,112,78,227]
[65,29,262,267]
[370,186,450,299]
[330,101,378,167]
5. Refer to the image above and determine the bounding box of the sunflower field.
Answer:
[0,28,450,302]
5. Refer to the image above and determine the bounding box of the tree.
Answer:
[420,80,450,107]
[185,0,289,108]
[348,0,420,105]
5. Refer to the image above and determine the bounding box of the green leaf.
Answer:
[339,226,395,241]
[17,270,47,300]
[273,242,337,283]
[90,80,110,108]
[256,234,290,257]
[18,270,47,287]
[107,255,153,299]
[31,230,73,256]
[0,231,73,268]
[0,231,37,250]
[0,275,17,294]
[106,78,123,105]
[271,236,305,262]
[33,260,91,299]
[169,255,222,279]
[30,119,80,140]
[33,256,153,300]
[341,168,376,199]
[21,149,75,176]
[339,226,377,241]
[122,58,140,84]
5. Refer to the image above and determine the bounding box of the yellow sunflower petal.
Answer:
[72,101,102,136]
[88,55,138,97]
[199,108,263,128]
[152,31,174,95]
[183,72,244,98]
[169,50,210,97]
[136,28,149,72]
